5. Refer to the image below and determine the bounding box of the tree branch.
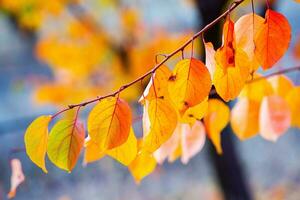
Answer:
[51,0,245,118]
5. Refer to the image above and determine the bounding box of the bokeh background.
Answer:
[1,0,300,199]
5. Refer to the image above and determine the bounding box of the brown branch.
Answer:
[51,0,245,118]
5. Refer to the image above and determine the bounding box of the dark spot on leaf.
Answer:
[168,75,176,81]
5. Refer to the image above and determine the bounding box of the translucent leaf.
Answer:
[47,119,85,172]
[231,98,260,140]
[204,99,230,154]
[88,97,132,151]
[24,115,52,173]
[168,58,211,115]
[254,9,291,69]
[142,98,177,152]
[259,95,291,142]
[7,159,25,199]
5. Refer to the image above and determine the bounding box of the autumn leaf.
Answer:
[153,124,180,165]
[84,128,138,166]
[235,13,264,72]
[168,58,211,115]
[24,115,52,173]
[204,99,230,154]
[231,98,260,140]
[180,98,208,125]
[239,74,274,102]
[47,119,85,172]
[254,9,291,70]
[259,95,291,142]
[213,17,251,102]
[87,97,132,151]
[129,148,157,184]
[204,41,216,79]
[106,128,137,166]
[286,86,300,128]
[142,98,178,153]
[268,75,294,98]
[140,65,171,103]
[181,121,206,164]
[7,159,25,199]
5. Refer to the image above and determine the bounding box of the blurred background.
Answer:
[0,0,300,199]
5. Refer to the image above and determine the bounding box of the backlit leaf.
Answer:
[204,99,230,154]
[259,95,291,142]
[140,65,171,103]
[268,75,294,98]
[286,87,300,128]
[180,98,208,125]
[129,150,157,184]
[168,58,211,115]
[235,13,264,71]
[88,97,132,151]
[181,121,206,164]
[254,9,291,70]
[24,115,52,173]
[204,42,216,79]
[7,159,25,199]
[47,119,85,172]
[142,99,178,153]
[213,17,250,101]
[231,98,260,140]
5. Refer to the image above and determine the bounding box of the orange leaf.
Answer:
[83,137,105,165]
[268,75,294,98]
[286,86,300,128]
[259,95,291,142]
[87,97,132,151]
[142,98,178,153]
[181,121,206,164]
[47,119,85,172]
[214,17,250,101]
[235,13,264,71]
[204,99,230,154]
[24,115,52,173]
[168,58,211,115]
[7,159,25,199]
[254,9,291,70]
[231,98,260,140]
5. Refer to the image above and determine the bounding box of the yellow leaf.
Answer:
[140,65,171,103]
[286,86,300,128]
[204,99,230,154]
[83,138,105,165]
[84,128,138,166]
[142,98,178,153]
[239,74,274,102]
[231,98,260,140]
[88,97,132,151]
[180,98,208,125]
[268,75,294,98]
[168,58,211,115]
[129,151,157,184]
[47,119,85,172]
[107,128,138,166]
[24,115,52,173]
[235,13,264,72]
